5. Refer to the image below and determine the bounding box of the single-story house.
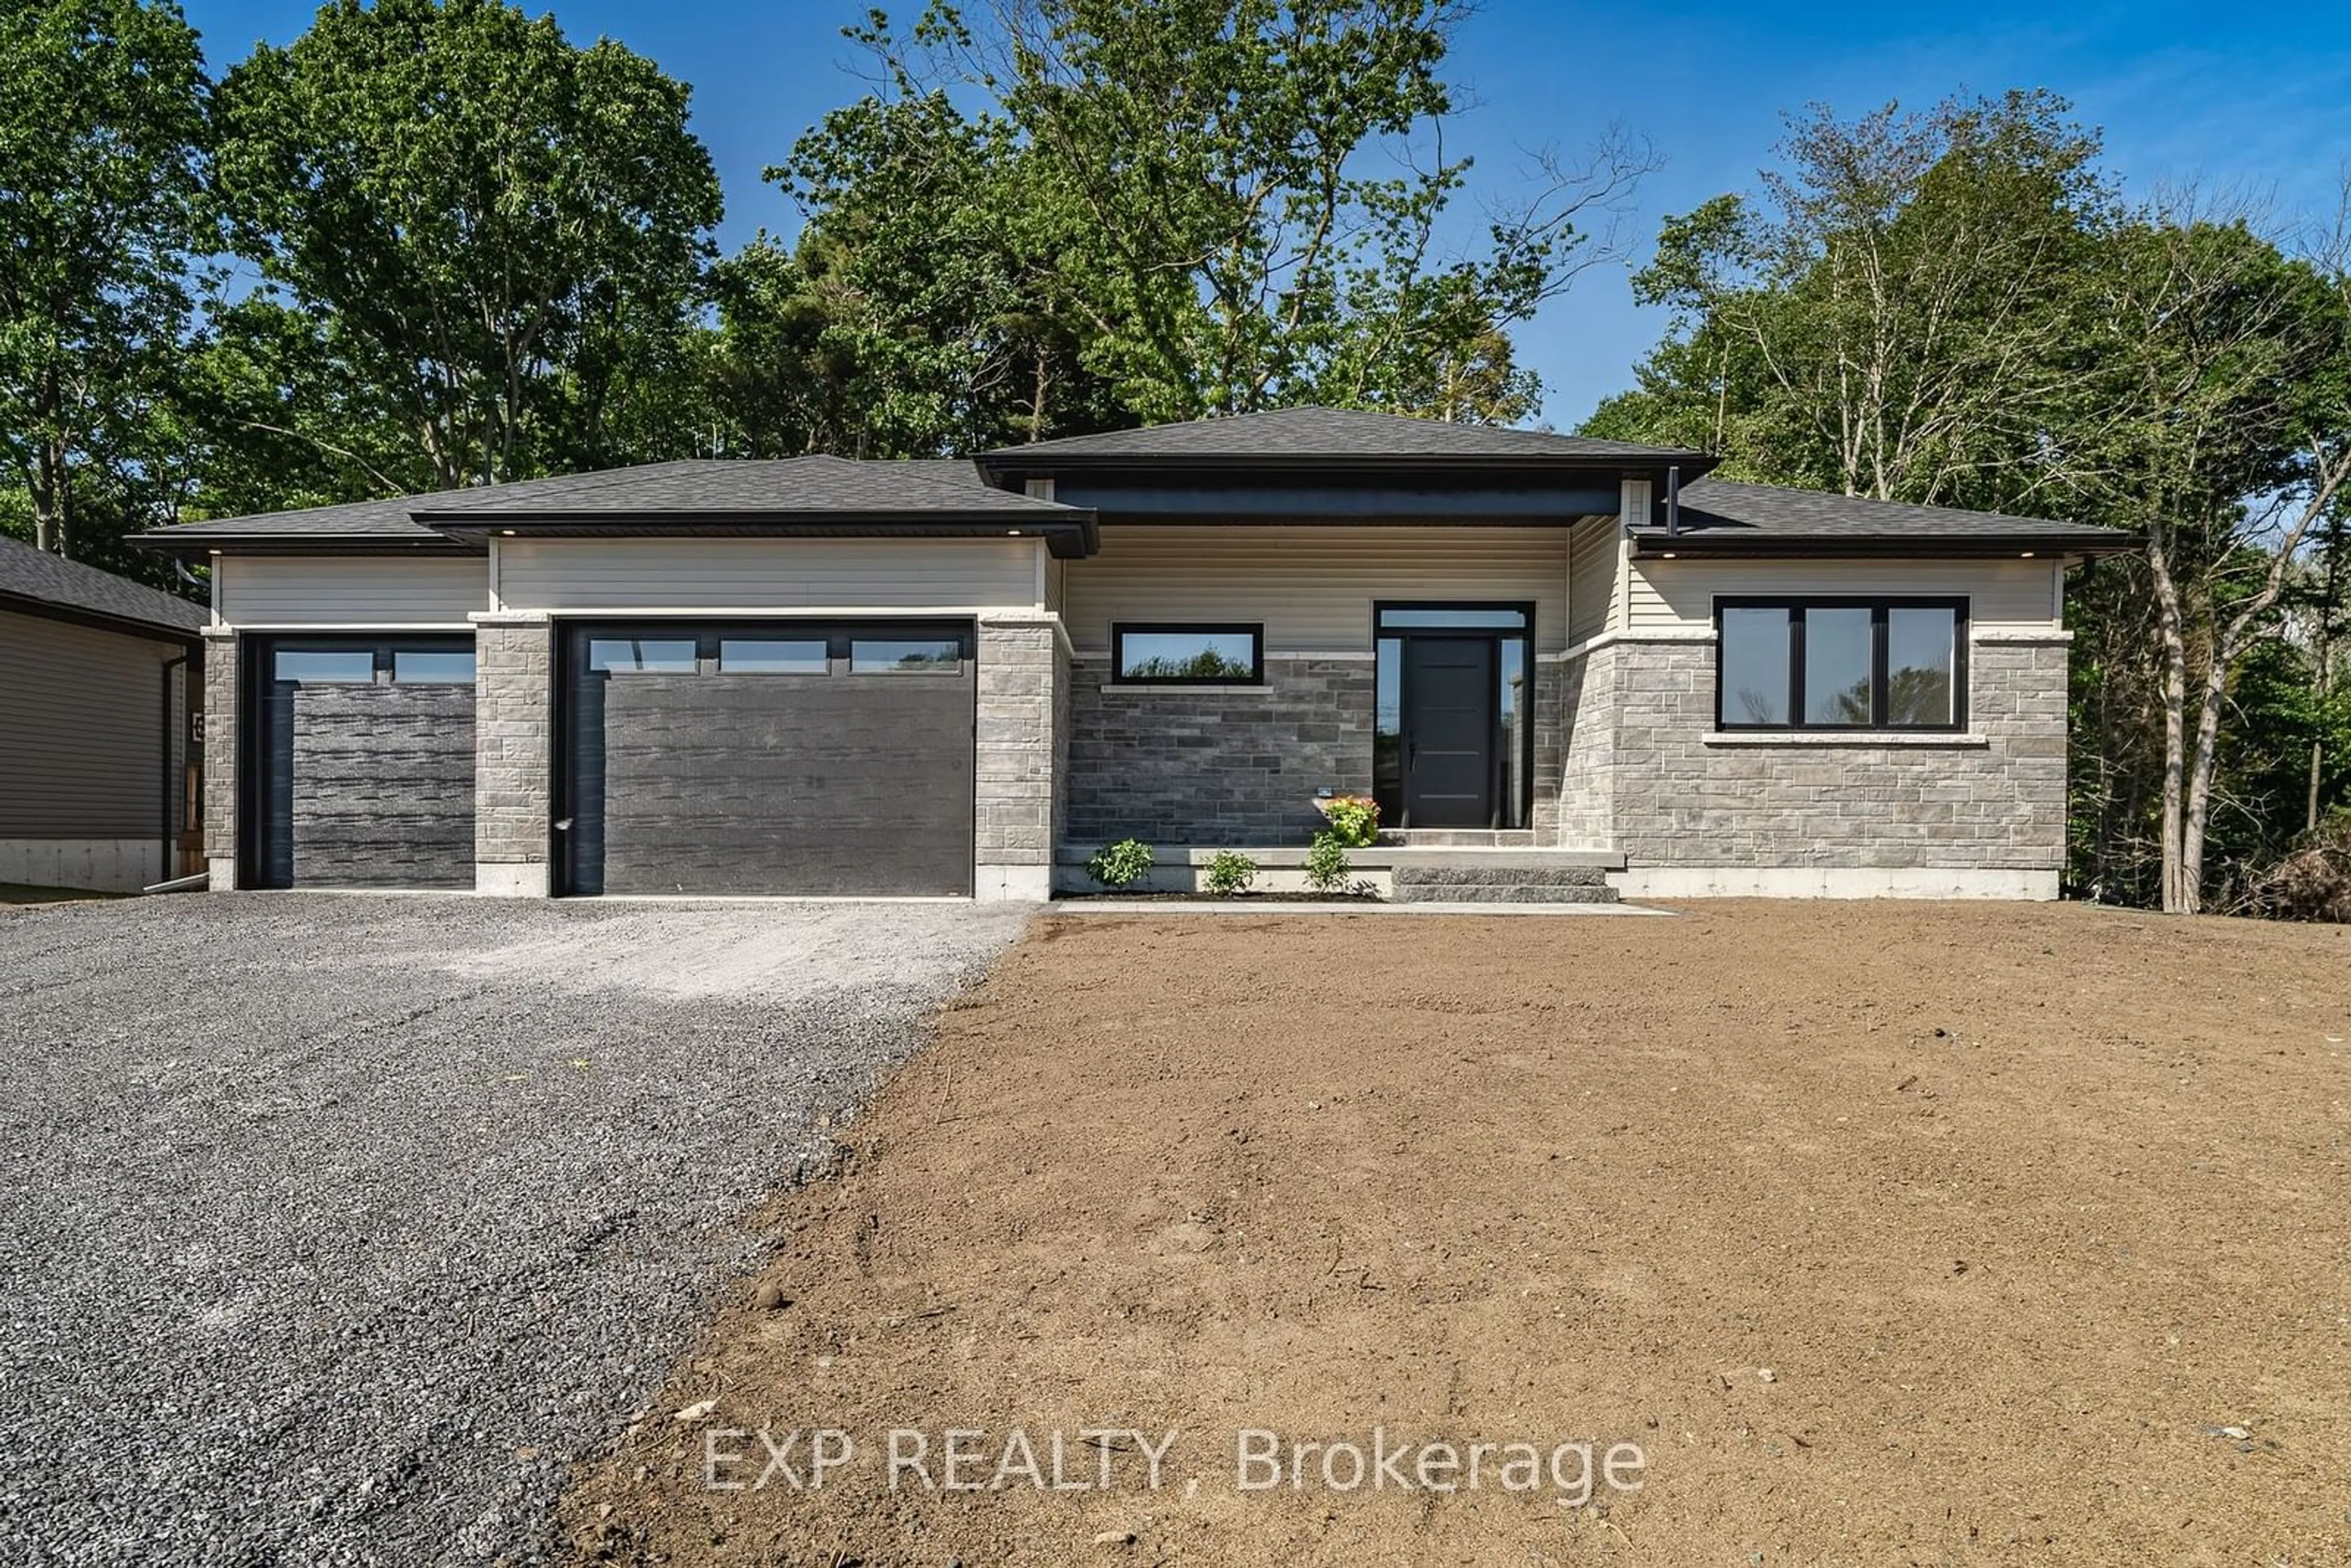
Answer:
[0,535,207,893]
[131,407,2129,902]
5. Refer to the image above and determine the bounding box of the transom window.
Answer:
[1112,623,1264,684]
[1715,598,1967,730]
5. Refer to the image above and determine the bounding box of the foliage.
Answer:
[2240,814,2351,923]
[1318,794,1380,847]
[209,0,723,492]
[1086,836,1155,889]
[719,0,1652,453]
[0,0,211,575]
[1203,850,1258,896]
[1303,831,1354,893]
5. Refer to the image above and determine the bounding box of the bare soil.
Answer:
[559,902,2351,1567]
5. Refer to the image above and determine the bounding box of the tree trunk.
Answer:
[2147,526,2194,913]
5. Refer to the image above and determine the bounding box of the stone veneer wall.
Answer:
[202,627,239,889]
[1067,655,1377,844]
[473,617,552,895]
[1589,634,2069,873]
[1552,643,1617,849]
[976,617,1060,899]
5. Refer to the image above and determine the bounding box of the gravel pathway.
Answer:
[0,894,1029,1567]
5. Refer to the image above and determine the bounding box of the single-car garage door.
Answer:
[559,621,975,896]
[248,636,478,888]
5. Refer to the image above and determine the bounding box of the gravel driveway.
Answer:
[0,893,1029,1567]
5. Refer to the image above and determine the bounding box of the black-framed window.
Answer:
[1715,598,1968,731]
[1112,623,1264,684]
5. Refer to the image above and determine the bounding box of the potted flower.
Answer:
[1312,793,1380,847]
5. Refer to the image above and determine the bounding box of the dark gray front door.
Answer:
[1400,636,1495,828]
[562,623,975,896]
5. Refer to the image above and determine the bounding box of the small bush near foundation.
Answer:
[1204,851,1257,896]
[1319,794,1380,847]
[1303,832,1353,894]
[1087,837,1155,890]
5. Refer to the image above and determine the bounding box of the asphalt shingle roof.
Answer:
[412,455,1057,518]
[0,535,207,637]
[980,405,1706,463]
[1641,478,2133,550]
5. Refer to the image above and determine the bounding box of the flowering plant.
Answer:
[1314,794,1380,848]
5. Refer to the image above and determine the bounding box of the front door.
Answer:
[1400,636,1495,828]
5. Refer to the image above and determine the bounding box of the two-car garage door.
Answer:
[249,621,976,896]
[558,621,975,897]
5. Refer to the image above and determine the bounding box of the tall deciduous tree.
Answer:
[210,0,722,490]
[0,0,209,563]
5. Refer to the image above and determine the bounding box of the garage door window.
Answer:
[850,637,963,673]
[719,637,828,674]
[392,649,476,683]
[274,648,376,683]
[588,637,696,673]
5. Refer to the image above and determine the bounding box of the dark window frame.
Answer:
[1712,595,1970,732]
[1110,621,1266,686]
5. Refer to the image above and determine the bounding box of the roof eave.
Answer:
[420,511,1103,558]
[975,450,1720,485]
[127,530,482,557]
[0,587,206,645]
[1629,530,2139,560]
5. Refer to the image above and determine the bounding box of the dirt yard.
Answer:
[560,902,2351,1567]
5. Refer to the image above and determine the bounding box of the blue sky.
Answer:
[182,0,2351,428]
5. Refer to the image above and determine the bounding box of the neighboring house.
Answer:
[132,407,2129,902]
[0,536,207,893]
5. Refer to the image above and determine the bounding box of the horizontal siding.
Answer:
[218,555,487,626]
[0,609,177,837]
[497,537,1040,612]
[1626,557,2063,632]
[1567,517,1621,646]
[1064,525,1574,654]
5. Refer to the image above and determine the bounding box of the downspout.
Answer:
[1665,465,1682,537]
[151,650,190,892]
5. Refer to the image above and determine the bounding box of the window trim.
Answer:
[1713,595,1970,733]
[1110,621,1266,686]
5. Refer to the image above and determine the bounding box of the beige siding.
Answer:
[0,608,182,838]
[217,554,486,626]
[1625,557,2064,632]
[1567,517,1622,646]
[495,536,1040,612]
[1064,525,1575,654]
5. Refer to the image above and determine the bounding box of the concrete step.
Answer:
[1392,862,1613,888]
[1392,880,1620,904]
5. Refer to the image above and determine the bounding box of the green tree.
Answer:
[0,0,210,566]
[728,0,1648,454]
[209,0,723,491]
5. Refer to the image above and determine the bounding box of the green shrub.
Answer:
[1086,837,1155,889]
[1303,832,1353,894]
[1319,793,1380,847]
[1204,850,1257,896]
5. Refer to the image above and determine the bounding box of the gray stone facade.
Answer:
[202,627,238,889]
[1067,655,1377,844]
[1553,643,1616,849]
[1556,633,2069,874]
[975,616,1062,898]
[473,617,552,895]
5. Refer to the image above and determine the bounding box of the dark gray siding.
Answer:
[260,683,476,888]
[569,666,975,896]
[0,608,182,839]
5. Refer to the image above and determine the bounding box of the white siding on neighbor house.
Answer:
[1567,516,1622,647]
[1064,525,1577,654]
[216,554,487,627]
[1625,556,2065,633]
[494,536,1041,612]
